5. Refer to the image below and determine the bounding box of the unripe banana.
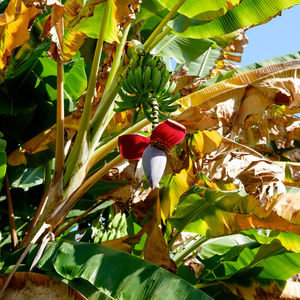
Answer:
[143,66,152,92]
[157,68,171,96]
[152,68,161,93]
[128,70,138,90]
[134,67,143,91]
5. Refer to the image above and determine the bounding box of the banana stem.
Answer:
[90,25,131,151]
[173,236,208,266]
[64,0,112,185]
[168,202,210,250]
[150,98,159,130]
[144,0,186,52]
[5,175,18,249]
[147,26,172,51]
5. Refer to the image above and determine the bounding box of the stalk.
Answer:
[144,0,186,52]
[43,160,52,192]
[54,200,106,237]
[150,98,159,130]
[90,25,131,151]
[147,26,172,51]
[47,156,124,231]
[168,202,210,249]
[64,0,112,185]
[173,236,208,266]
[53,41,64,183]
[5,175,18,248]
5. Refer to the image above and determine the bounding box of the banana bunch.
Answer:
[115,52,180,124]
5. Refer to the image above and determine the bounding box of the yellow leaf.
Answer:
[0,0,40,71]
[189,130,222,159]
[161,158,197,222]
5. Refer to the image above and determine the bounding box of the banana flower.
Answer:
[118,120,186,188]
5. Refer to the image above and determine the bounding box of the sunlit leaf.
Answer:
[63,0,140,60]
[161,158,196,221]
[31,241,212,299]
[169,187,300,240]
[158,0,240,21]
[189,130,222,159]
[168,0,300,39]
[242,228,300,253]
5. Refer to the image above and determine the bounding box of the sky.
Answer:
[240,4,300,66]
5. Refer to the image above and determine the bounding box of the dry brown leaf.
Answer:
[0,272,86,299]
[226,279,300,300]
[201,138,286,206]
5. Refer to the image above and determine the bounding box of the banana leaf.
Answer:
[0,241,215,300]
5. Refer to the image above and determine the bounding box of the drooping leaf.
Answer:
[63,0,140,60]
[168,0,300,39]
[158,0,240,21]
[144,196,177,272]
[242,228,300,253]
[189,130,222,159]
[238,51,300,74]
[24,241,213,299]
[169,186,300,242]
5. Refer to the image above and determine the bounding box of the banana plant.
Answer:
[0,0,300,299]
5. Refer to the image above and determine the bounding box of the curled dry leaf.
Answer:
[174,60,300,162]
[201,138,286,206]
[238,110,300,155]
[210,29,248,77]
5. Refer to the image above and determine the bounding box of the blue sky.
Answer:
[241,5,300,66]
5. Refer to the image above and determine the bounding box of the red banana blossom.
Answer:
[118,120,186,188]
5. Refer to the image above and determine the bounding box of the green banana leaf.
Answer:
[238,51,300,73]
[241,228,300,253]
[4,241,214,300]
[152,34,215,64]
[167,0,300,39]
[169,186,300,253]
[197,236,300,298]
[157,0,240,21]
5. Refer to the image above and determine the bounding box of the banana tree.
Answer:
[0,0,300,299]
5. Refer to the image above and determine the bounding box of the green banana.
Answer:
[143,66,152,92]
[121,78,133,94]
[128,69,138,90]
[159,103,179,112]
[160,80,176,98]
[152,68,161,94]
[134,66,143,91]
[157,68,170,95]
[159,95,178,106]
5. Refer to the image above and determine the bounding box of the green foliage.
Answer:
[0,0,300,299]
